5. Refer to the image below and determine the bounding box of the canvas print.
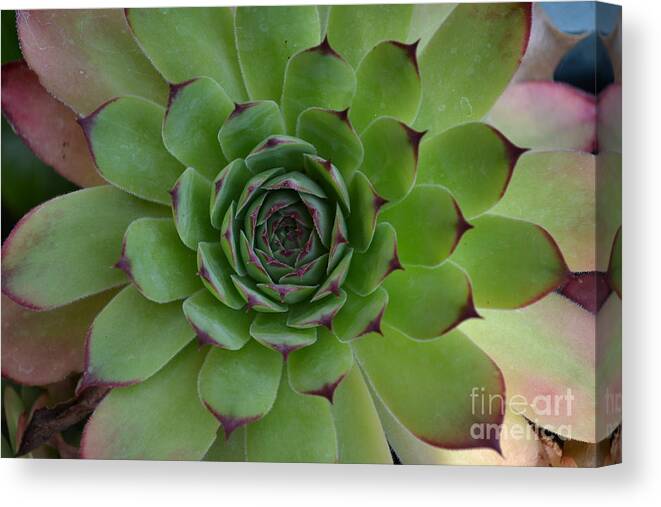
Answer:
[1,2,621,467]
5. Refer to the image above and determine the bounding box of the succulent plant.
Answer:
[1,3,621,465]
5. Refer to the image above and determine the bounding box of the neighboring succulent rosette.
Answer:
[1,4,621,465]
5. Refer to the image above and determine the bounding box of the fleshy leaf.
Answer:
[487,81,596,151]
[407,3,456,51]
[81,286,194,389]
[311,249,353,302]
[331,364,393,464]
[380,184,470,266]
[353,323,505,450]
[2,186,167,311]
[359,117,424,202]
[596,152,622,271]
[298,194,332,248]
[236,167,280,222]
[163,77,233,179]
[235,6,320,101]
[348,171,387,252]
[245,136,316,173]
[126,7,246,102]
[199,340,282,436]
[461,292,611,443]
[452,215,569,309]
[415,3,531,135]
[490,151,596,272]
[608,228,622,298]
[81,344,218,460]
[256,283,317,305]
[264,171,327,199]
[296,108,363,180]
[171,168,216,250]
[281,40,356,133]
[246,370,337,463]
[280,254,329,286]
[80,97,184,205]
[287,290,347,330]
[250,313,317,358]
[219,101,286,160]
[211,159,253,229]
[326,4,414,68]
[333,287,388,342]
[303,154,351,211]
[182,289,251,350]
[1,291,114,386]
[16,9,168,115]
[119,217,200,303]
[239,230,272,284]
[4,386,23,453]
[220,202,244,275]
[383,262,477,340]
[288,328,353,402]
[350,41,422,133]
[204,427,246,462]
[231,275,288,313]
[417,123,524,218]
[0,61,104,187]
[345,222,401,296]
[327,204,350,273]
[197,242,245,310]
[598,83,622,153]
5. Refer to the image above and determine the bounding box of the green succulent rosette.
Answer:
[1,4,621,464]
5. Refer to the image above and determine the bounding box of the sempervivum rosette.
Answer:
[2,4,621,465]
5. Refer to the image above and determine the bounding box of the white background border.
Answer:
[1,0,659,504]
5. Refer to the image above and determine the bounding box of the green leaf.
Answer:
[171,168,216,250]
[350,41,421,133]
[235,6,321,101]
[288,328,353,401]
[80,97,184,204]
[250,313,317,357]
[82,285,194,389]
[245,136,316,173]
[219,101,286,160]
[163,77,233,180]
[197,242,245,310]
[239,229,271,284]
[204,426,246,462]
[380,184,470,266]
[199,340,282,436]
[303,154,351,212]
[418,123,523,218]
[608,227,622,298]
[326,4,414,68]
[451,215,569,309]
[333,287,388,342]
[220,202,244,276]
[415,3,531,135]
[287,290,347,330]
[347,171,386,252]
[256,283,317,305]
[1,291,115,386]
[353,323,505,450]
[280,254,329,286]
[16,9,168,115]
[231,275,288,313]
[81,344,218,460]
[382,262,477,340]
[182,289,251,350]
[296,108,363,180]
[331,364,392,464]
[3,386,24,453]
[407,3,456,51]
[327,204,350,273]
[311,249,353,302]
[264,171,327,199]
[596,152,622,272]
[126,7,247,102]
[211,159,253,229]
[346,222,401,296]
[1,186,167,310]
[489,151,596,271]
[281,41,356,133]
[359,117,424,202]
[246,370,337,463]
[461,292,615,443]
[299,194,332,248]
[120,217,200,303]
